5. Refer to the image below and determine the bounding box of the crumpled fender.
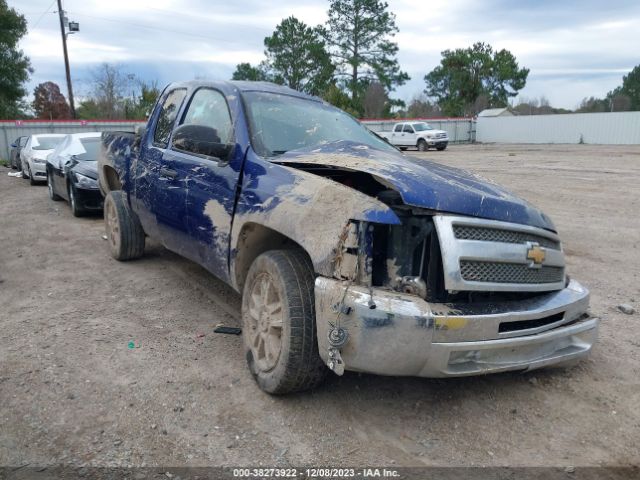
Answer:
[229,151,400,286]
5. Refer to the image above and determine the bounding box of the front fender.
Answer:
[229,153,400,289]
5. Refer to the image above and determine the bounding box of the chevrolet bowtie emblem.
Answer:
[526,244,546,266]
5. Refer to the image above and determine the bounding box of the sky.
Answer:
[11,0,640,111]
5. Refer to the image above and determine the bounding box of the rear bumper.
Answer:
[315,278,598,378]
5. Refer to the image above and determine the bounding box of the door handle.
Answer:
[160,167,178,179]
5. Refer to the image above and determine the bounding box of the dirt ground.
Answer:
[1,144,639,469]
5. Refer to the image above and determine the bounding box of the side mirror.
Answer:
[172,124,233,162]
[10,143,17,148]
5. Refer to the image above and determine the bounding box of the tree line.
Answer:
[1,0,639,121]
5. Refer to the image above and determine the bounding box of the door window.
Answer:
[179,88,233,144]
[394,124,403,133]
[403,124,414,133]
[153,89,187,147]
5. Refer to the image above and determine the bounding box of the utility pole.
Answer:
[57,0,76,118]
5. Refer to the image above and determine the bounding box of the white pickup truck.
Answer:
[378,121,449,151]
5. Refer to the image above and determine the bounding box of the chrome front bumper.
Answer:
[315,278,598,378]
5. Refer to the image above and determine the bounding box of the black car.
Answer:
[46,135,103,217]
[9,136,28,169]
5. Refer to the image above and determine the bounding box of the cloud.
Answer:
[11,0,640,110]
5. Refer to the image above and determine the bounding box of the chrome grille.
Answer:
[460,260,564,284]
[453,225,560,250]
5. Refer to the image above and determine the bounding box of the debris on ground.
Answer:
[213,326,242,335]
[617,304,636,315]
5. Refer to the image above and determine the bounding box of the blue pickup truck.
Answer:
[99,81,599,394]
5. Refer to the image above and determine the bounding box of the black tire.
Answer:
[68,184,84,217]
[399,147,407,151]
[28,166,37,185]
[436,145,447,151]
[104,190,145,260]
[21,162,28,179]
[48,175,61,201]
[242,249,327,394]
[417,139,428,151]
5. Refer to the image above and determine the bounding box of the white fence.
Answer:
[477,111,640,144]
[1,120,146,160]
[361,118,476,143]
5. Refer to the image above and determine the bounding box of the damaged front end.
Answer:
[316,203,598,378]
[267,142,598,378]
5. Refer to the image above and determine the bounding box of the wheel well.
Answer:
[233,222,311,291]
[102,166,122,193]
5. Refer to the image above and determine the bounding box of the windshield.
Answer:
[243,91,397,156]
[412,123,433,131]
[76,138,100,161]
[32,136,64,150]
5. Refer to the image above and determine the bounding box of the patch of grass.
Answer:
[0,158,9,167]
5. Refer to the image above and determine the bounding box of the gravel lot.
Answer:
[1,144,639,469]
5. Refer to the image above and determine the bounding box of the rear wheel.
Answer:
[48,175,61,201]
[104,190,145,260]
[242,249,327,394]
[417,139,428,151]
[21,162,28,179]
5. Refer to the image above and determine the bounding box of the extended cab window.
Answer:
[153,89,187,147]
[179,88,233,144]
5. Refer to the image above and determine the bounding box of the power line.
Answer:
[68,10,270,43]
[31,0,57,30]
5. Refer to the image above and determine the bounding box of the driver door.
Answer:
[402,124,417,146]
[165,88,242,283]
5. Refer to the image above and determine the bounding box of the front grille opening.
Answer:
[453,224,561,250]
[460,260,564,284]
[499,312,564,333]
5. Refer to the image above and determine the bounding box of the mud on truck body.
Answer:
[99,81,599,394]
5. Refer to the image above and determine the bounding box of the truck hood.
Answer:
[272,141,555,231]
[423,129,447,135]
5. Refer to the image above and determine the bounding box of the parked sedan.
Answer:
[9,136,28,169]
[21,134,66,185]
[46,132,103,216]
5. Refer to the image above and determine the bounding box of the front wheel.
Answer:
[417,139,428,151]
[104,190,145,260]
[242,249,327,394]
[21,162,28,179]
[436,145,447,151]
[28,166,37,185]
[69,184,84,217]
[48,175,61,201]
